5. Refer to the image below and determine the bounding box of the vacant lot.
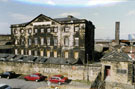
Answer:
[0,78,90,89]
[0,78,47,89]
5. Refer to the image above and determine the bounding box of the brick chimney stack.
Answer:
[115,22,120,45]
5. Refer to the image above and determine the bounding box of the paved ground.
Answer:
[0,78,90,89]
[0,78,47,89]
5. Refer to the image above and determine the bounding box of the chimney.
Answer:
[115,22,120,45]
[67,15,73,18]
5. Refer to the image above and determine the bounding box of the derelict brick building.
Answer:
[10,14,95,64]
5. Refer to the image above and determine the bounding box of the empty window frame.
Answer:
[47,50,50,57]
[47,37,50,46]
[28,38,32,46]
[65,51,68,58]
[21,38,25,45]
[21,49,24,55]
[47,28,51,33]
[40,50,44,56]
[28,50,31,55]
[64,37,69,46]
[28,29,32,33]
[21,29,24,33]
[41,38,44,45]
[74,52,79,59]
[54,37,58,46]
[75,38,79,46]
[41,28,44,33]
[54,51,57,58]
[15,49,18,55]
[34,29,38,33]
[15,39,18,45]
[64,27,69,32]
[34,50,38,56]
[54,27,58,32]
[117,69,127,74]
[14,29,18,34]
[74,26,79,32]
[34,38,38,45]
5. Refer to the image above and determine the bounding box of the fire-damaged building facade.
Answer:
[10,14,95,64]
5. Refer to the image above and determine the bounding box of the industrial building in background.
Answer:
[10,14,95,64]
[0,35,13,53]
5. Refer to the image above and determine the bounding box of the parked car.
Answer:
[0,84,12,89]
[48,75,68,85]
[24,73,45,82]
[0,71,16,79]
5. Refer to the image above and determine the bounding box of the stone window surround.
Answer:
[64,27,70,32]
[15,49,18,55]
[74,26,80,32]
[54,51,57,58]
[41,28,44,33]
[34,28,38,33]
[47,50,50,57]
[15,39,18,45]
[14,29,18,34]
[21,38,25,45]
[21,49,24,55]
[47,37,50,46]
[64,51,69,58]
[117,69,127,74]
[75,37,79,46]
[28,38,32,46]
[34,37,38,45]
[28,29,32,33]
[21,29,24,33]
[54,27,58,32]
[64,37,69,46]
[28,50,32,55]
[54,37,58,46]
[34,50,38,56]
[41,37,44,45]
[47,28,51,33]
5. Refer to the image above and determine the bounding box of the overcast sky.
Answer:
[0,0,135,39]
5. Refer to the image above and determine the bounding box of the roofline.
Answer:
[0,34,11,36]
[101,59,132,62]
[28,14,60,25]
[11,14,60,28]
[11,14,92,28]
[59,19,88,24]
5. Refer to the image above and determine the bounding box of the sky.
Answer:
[0,0,135,40]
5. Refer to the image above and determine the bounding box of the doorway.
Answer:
[104,66,111,80]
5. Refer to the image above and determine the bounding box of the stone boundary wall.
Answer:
[0,62,101,81]
[105,82,134,89]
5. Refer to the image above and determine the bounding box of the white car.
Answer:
[0,84,12,89]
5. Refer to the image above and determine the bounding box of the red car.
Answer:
[24,73,45,82]
[48,75,68,85]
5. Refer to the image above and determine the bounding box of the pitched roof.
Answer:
[11,14,60,28]
[44,57,77,64]
[11,14,87,28]
[101,50,132,62]
[54,15,86,23]
[0,54,82,64]
[11,22,29,27]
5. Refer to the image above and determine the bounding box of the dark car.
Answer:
[0,71,16,79]
[48,75,68,85]
[24,73,45,82]
[0,84,12,89]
